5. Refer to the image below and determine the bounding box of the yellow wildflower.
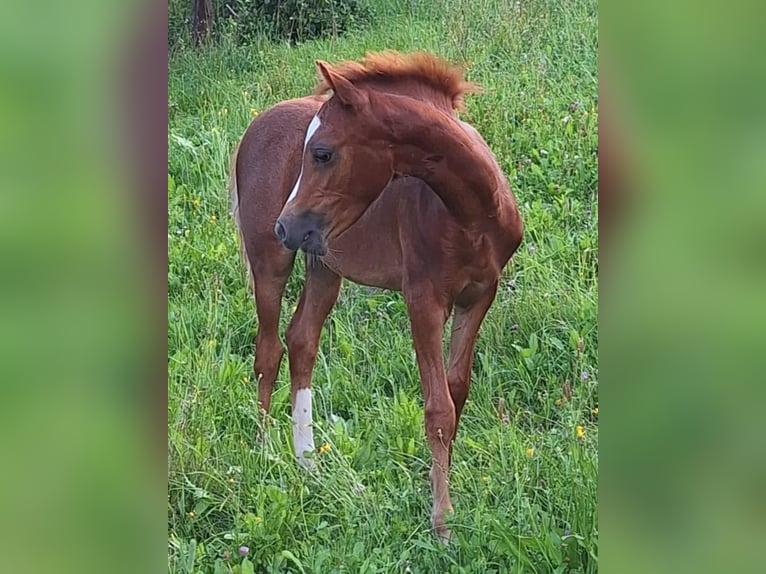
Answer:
[555,398,564,406]
[525,447,534,458]
[187,511,195,518]
[242,376,249,384]
[592,407,598,416]
[228,477,234,484]
[210,214,217,223]
[318,443,331,455]
[254,516,263,525]
[251,108,259,117]
[192,197,201,207]
[482,476,488,483]
[576,425,585,439]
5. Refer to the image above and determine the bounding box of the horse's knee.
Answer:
[286,321,319,375]
[286,322,311,356]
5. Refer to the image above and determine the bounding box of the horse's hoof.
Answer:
[435,526,453,544]
[432,511,454,544]
[297,455,317,472]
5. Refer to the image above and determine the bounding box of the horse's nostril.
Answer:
[274,220,287,242]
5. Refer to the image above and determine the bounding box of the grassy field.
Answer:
[168,0,598,572]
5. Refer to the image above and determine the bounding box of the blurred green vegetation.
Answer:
[601,1,766,573]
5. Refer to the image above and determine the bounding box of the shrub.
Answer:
[169,0,372,47]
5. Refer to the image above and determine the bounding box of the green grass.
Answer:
[168,0,598,572]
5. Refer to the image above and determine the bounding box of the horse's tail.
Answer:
[228,139,254,293]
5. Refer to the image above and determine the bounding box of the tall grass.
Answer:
[168,0,598,571]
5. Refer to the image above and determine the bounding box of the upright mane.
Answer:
[313,51,481,111]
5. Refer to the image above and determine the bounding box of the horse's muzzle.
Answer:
[274,211,327,255]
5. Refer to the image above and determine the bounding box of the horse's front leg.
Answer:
[404,285,454,541]
[286,263,341,468]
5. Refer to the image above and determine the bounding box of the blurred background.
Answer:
[601,1,765,572]
[0,0,764,572]
[0,0,164,573]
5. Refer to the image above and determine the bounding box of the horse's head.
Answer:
[275,61,394,255]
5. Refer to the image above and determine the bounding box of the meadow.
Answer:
[168,0,598,572]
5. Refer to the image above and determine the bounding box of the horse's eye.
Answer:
[313,148,332,164]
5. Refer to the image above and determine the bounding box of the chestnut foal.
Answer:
[231,52,522,540]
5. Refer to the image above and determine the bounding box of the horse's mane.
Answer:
[313,51,481,111]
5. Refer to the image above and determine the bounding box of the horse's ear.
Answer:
[316,60,367,109]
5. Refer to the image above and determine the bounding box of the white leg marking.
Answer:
[292,388,315,467]
[286,114,322,204]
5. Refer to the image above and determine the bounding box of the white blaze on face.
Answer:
[286,114,322,204]
[292,388,315,467]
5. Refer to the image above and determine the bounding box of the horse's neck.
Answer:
[387,99,511,231]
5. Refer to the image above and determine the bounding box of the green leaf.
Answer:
[193,499,210,515]
[171,133,197,154]
[280,550,307,574]
[240,558,254,574]
[183,539,196,573]
[569,329,581,349]
[529,332,539,354]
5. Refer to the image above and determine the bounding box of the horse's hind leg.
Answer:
[446,281,498,438]
[249,246,295,413]
[403,284,454,541]
[285,262,341,467]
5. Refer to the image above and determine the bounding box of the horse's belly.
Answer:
[325,259,403,291]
